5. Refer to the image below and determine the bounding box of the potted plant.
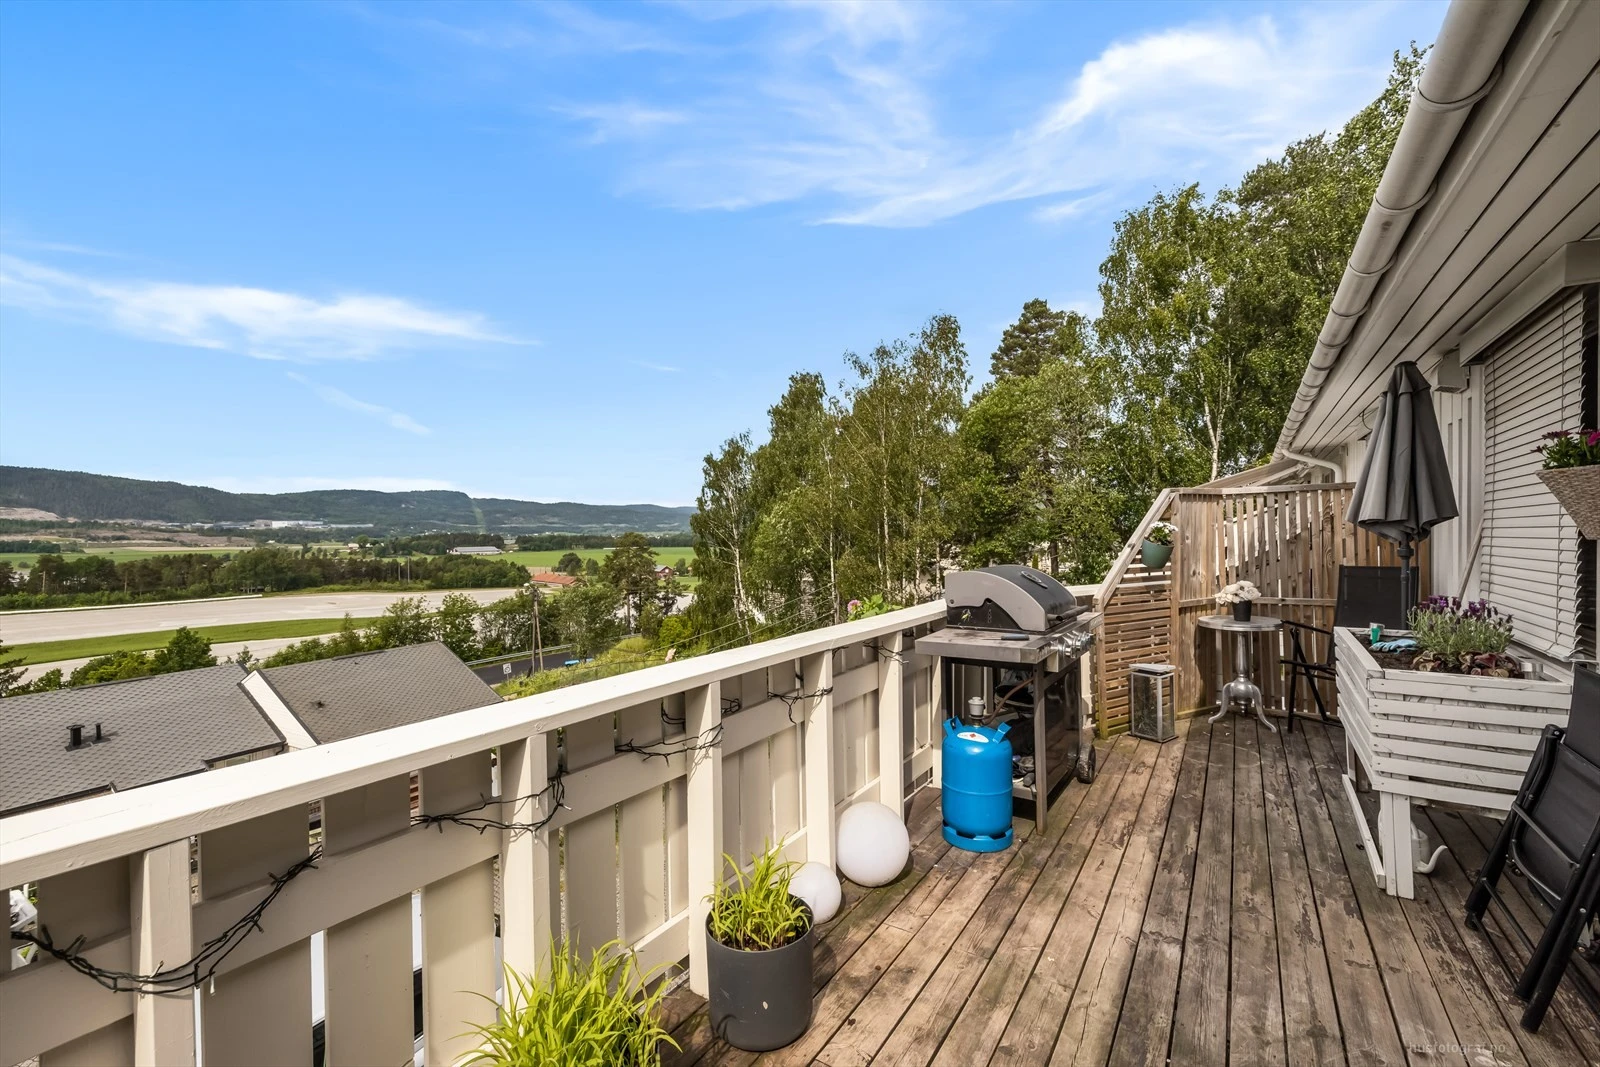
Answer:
[1215,580,1261,622]
[1536,429,1600,538]
[1140,522,1175,570]
[462,938,677,1066]
[705,845,814,1052]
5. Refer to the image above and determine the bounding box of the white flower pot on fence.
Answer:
[1333,626,1572,899]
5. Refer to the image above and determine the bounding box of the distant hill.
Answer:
[0,467,695,535]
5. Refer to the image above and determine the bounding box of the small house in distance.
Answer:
[447,545,501,556]
[0,664,285,818]
[654,565,674,578]
[242,641,502,746]
[528,570,579,588]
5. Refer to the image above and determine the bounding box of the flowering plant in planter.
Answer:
[1140,522,1176,569]
[1214,580,1261,606]
[1536,428,1600,468]
[1406,596,1522,677]
[1535,429,1600,538]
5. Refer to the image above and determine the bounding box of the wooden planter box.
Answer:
[1333,627,1571,898]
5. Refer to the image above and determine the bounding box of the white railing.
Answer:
[1,604,952,1067]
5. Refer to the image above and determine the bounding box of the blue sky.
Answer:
[0,0,1446,506]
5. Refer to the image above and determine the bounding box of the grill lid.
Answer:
[944,566,1082,632]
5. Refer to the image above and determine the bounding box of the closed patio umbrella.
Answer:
[1347,361,1459,615]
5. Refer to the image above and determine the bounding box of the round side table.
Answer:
[1196,614,1282,734]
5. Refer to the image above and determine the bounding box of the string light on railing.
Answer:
[11,848,323,996]
[614,722,724,762]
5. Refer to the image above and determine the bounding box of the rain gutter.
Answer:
[1273,0,1528,459]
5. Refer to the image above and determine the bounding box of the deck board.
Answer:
[671,718,1598,1067]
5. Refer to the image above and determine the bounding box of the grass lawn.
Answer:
[7,616,380,665]
[501,547,696,571]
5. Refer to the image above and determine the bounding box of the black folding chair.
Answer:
[1281,565,1406,732]
[1465,666,1600,1031]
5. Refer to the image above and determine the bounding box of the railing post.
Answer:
[929,655,944,788]
[132,841,196,1066]
[802,651,836,867]
[877,632,906,818]
[685,681,723,997]
[323,776,413,1066]
[500,736,556,979]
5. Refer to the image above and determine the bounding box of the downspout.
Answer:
[1274,0,1527,457]
[1278,448,1344,482]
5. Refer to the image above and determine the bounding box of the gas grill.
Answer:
[915,566,1100,831]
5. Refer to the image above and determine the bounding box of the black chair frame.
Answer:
[1464,668,1600,1032]
[1281,565,1406,732]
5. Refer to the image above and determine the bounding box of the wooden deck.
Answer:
[661,717,1600,1067]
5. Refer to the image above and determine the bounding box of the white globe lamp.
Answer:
[835,801,911,887]
[789,861,842,923]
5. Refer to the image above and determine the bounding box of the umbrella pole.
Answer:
[1398,539,1415,620]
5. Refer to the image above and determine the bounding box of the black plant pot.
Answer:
[1232,601,1253,623]
[705,902,815,1052]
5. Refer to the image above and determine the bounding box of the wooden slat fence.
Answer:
[1170,485,1427,715]
[1095,483,1428,732]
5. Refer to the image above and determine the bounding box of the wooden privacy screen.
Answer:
[1096,483,1429,731]
[1170,485,1427,716]
[1096,559,1172,735]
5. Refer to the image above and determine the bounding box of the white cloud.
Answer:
[0,254,515,361]
[286,372,431,435]
[527,1,1441,226]
[630,359,682,373]
[556,101,689,143]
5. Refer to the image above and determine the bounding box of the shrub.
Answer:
[707,844,810,952]
[461,939,675,1067]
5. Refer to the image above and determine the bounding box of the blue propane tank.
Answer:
[941,718,1015,852]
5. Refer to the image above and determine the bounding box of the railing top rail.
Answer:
[1174,483,1354,497]
[1,603,944,888]
[1096,488,1175,608]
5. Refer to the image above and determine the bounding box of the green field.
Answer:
[8,617,380,665]
[501,547,695,571]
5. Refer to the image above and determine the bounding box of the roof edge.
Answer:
[1273,0,1528,457]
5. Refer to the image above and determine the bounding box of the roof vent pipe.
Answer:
[67,724,84,750]
[94,722,104,743]
[1275,0,1527,455]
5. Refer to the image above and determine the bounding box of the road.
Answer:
[0,589,513,645]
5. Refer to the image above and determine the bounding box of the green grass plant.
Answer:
[707,844,811,951]
[460,938,676,1067]
[6,617,379,665]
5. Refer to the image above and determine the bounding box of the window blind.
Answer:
[1483,289,1585,658]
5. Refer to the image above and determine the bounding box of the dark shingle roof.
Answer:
[253,641,501,744]
[0,664,285,817]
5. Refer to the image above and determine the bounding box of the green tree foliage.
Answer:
[690,48,1422,626]
[556,552,584,576]
[0,641,28,695]
[600,533,659,631]
[59,627,217,688]
[1097,47,1422,484]
[1,545,528,607]
[561,582,624,658]
[433,592,484,660]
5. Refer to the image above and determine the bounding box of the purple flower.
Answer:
[1544,430,1572,440]
[1587,430,1600,447]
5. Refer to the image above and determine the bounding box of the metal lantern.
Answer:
[1130,663,1177,742]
